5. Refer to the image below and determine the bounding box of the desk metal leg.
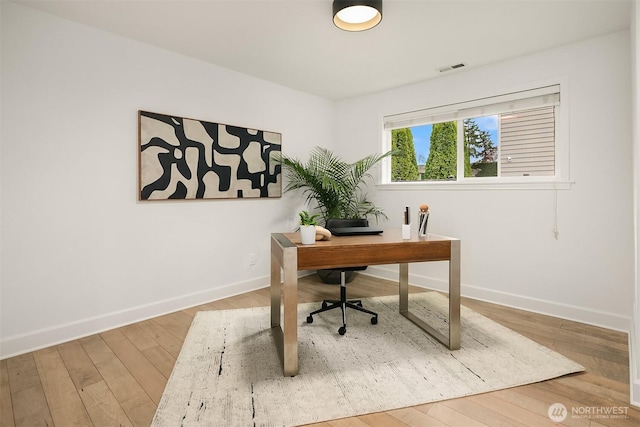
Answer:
[281,251,298,376]
[398,239,461,350]
[270,249,282,328]
[448,239,461,349]
[399,263,409,312]
[270,235,299,376]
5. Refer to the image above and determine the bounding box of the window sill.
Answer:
[377,179,574,191]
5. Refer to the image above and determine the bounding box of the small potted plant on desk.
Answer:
[298,210,320,245]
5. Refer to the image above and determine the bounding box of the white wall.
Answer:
[336,31,634,332]
[0,2,333,358]
[631,0,640,408]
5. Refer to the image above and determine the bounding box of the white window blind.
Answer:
[383,85,560,130]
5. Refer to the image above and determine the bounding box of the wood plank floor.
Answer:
[2,274,639,426]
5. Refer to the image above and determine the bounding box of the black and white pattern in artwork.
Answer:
[138,111,282,200]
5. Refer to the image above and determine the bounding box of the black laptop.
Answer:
[328,227,383,236]
[325,218,383,236]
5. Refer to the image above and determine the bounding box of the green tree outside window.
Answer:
[424,122,457,180]
[464,118,497,177]
[391,128,419,181]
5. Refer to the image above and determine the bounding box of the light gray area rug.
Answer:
[152,292,584,426]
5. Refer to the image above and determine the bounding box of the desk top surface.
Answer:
[277,229,457,247]
[272,229,459,270]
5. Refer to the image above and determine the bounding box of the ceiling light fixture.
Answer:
[333,0,382,32]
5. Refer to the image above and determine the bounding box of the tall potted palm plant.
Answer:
[281,146,395,283]
[281,146,394,224]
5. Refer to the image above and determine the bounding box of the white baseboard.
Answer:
[632,380,640,408]
[0,275,270,359]
[364,266,631,333]
[630,317,640,408]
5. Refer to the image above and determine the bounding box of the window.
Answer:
[382,85,565,188]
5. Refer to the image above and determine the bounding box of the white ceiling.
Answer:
[14,0,632,101]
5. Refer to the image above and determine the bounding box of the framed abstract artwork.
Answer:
[138,110,282,200]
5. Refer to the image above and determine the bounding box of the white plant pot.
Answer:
[300,225,316,245]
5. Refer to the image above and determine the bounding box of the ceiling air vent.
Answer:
[436,63,467,73]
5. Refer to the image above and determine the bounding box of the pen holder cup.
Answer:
[418,212,429,237]
[402,224,411,240]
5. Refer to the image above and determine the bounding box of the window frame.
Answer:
[378,82,573,191]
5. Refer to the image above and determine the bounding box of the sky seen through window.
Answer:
[411,116,498,164]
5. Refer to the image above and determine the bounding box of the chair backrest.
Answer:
[325,218,369,229]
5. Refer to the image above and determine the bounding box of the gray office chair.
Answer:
[305,218,378,335]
